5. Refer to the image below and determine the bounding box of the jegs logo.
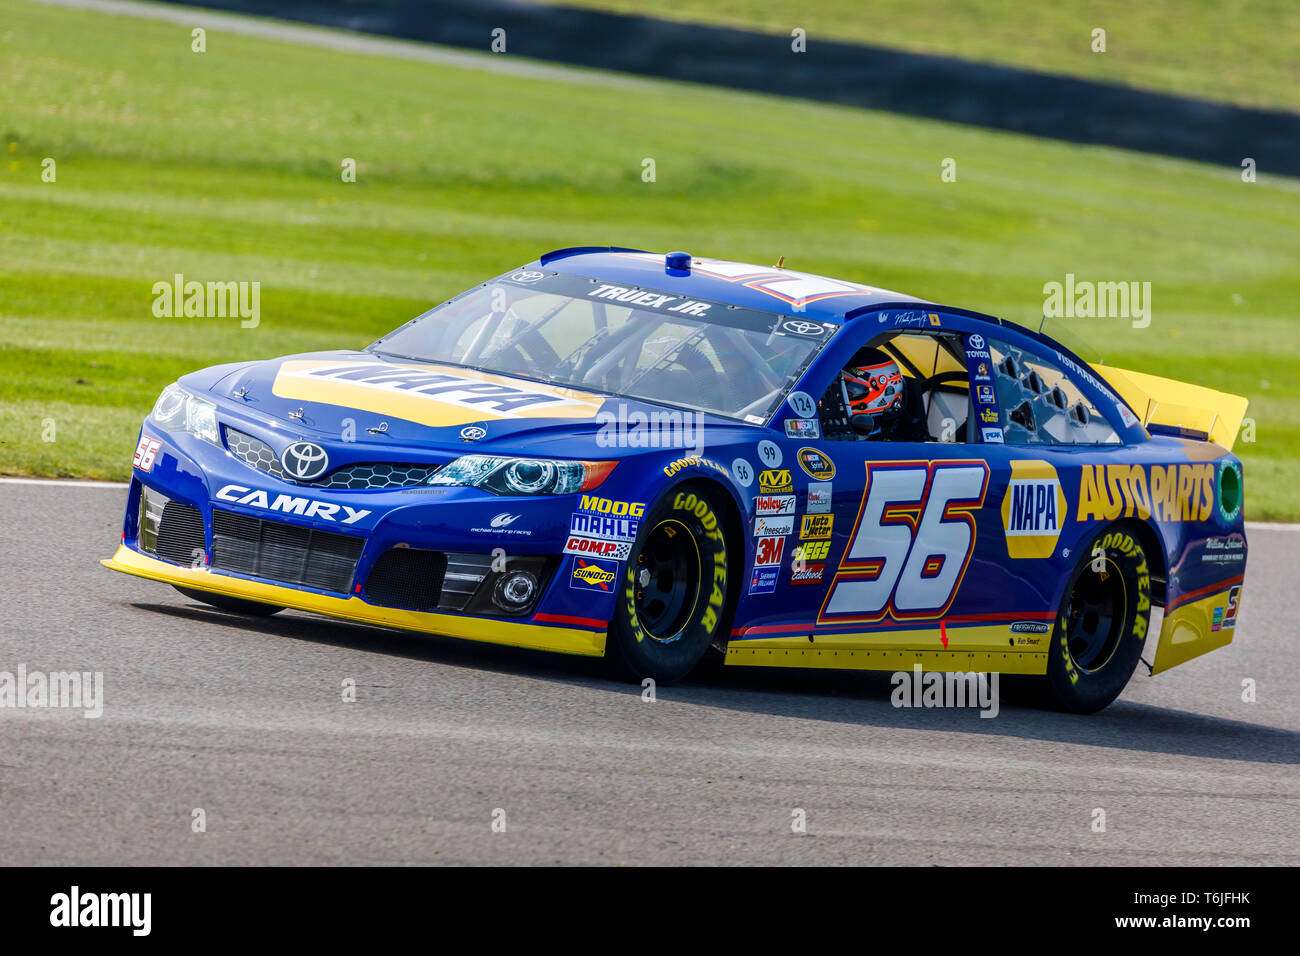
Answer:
[820,461,989,624]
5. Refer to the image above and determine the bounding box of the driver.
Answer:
[841,347,932,441]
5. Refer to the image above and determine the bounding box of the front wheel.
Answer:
[605,485,731,683]
[1020,524,1152,713]
[174,586,284,618]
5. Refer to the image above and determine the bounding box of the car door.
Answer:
[804,326,995,640]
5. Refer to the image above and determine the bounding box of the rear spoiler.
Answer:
[1090,364,1249,451]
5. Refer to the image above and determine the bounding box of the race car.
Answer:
[104,248,1249,712]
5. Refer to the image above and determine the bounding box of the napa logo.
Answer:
[571,557,618,592]
[1001,460,1067,559]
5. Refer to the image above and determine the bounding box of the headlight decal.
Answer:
[429,456,615,496]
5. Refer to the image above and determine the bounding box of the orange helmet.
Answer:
[842,348,905,422]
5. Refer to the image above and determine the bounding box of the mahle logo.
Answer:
[1001,460,1066,559]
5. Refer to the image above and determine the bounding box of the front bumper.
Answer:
[108,419,615,657]
[103,544,606,656]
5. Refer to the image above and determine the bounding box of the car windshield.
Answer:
[368,271,834,421]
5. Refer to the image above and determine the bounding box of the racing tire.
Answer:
[605,484,731,683]
[1014,523,1152,714]
[173,586,284,617]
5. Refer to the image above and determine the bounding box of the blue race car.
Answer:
[105,248,1250,712]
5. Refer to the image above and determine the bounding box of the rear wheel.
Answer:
[174,586,284,617]
[606,485,730,683]
[1021,524,1151,713]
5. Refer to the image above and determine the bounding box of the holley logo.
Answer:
[1001,460,1067,559]
[571,557,617,592]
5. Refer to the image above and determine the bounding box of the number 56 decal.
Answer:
[819,460,988,624]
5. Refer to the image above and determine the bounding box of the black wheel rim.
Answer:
[1064,557,1128,672]
[633,520,700,643]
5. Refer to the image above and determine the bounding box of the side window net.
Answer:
[990,343,1119,445]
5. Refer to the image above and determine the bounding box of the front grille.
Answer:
[364,549,493,612]
[224,428,439,489]
[315,462,440,490]
[138,485,206,566]
[156,501,206,565]
[211,508,364,593]
[226,428,285,479]
[365,549,447,611]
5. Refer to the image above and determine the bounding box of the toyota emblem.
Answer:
[281,441,330,481]
[460,426,487,442]
[510,270,544,283]
[969,334,986,349]
[781,319,823,337]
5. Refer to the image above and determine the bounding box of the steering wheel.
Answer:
[915,369,970,404]
[495,329,562,378]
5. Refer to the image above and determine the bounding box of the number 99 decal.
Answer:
[819,460,989,624]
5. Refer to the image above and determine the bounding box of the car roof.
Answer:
[531,246,1003,326]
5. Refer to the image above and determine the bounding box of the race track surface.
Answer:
[1,480,1296,865]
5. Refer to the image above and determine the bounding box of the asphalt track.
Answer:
[1,479,1296,865]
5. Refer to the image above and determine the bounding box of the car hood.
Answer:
[182,350,748,455]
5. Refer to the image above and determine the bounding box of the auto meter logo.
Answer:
[796,447,835,481]
[281,441,329,481]
[570,557,617,592]
[1001,459,1067,559]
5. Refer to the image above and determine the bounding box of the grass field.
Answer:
[546,0,1300,113]
[0,0,1297,517]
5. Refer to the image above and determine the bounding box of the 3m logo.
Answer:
[754,536,785,567]
[1001,460,1067,559]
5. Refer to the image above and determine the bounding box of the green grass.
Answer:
[0,0,1297,517]
[544,0,1300,112]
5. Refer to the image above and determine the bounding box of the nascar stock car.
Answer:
[104,248,1249,712]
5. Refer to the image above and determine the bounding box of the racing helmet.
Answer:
[841,347,905,428]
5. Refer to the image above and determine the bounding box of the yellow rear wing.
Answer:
[1091,364,1249,451]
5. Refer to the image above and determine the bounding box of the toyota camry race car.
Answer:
[105,248,1250,712]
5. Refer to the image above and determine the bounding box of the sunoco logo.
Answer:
[1001,460,1067,559]
[571,558,617,592]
